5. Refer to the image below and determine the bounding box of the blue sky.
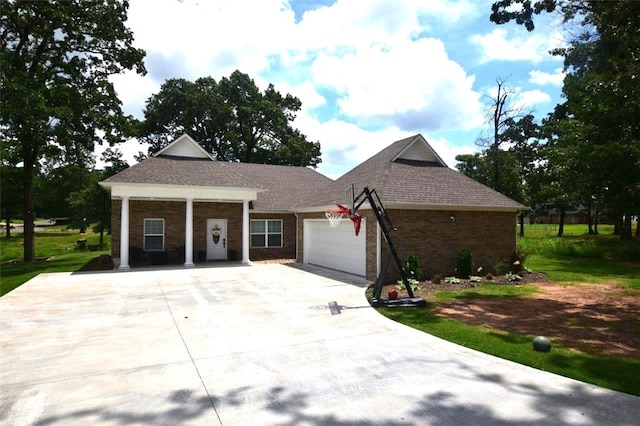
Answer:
[109,0,566,178]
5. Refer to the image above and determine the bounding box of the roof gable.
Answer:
[393,134,447,167]
[154,134,214,160]
[298,134,525,211]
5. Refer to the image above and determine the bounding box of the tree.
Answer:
[476,78,530,200]
[140,70,322,167]
[1,137,22,238]
[35,164,92,220]
[0,0,146,261]
[456,149,524,202]
[490,0,640,240]
[0,164,22,238]
[458,79,537,235]
[67,148,129,246]
[504,114,541,235]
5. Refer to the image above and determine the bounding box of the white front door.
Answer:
[206,219,227,260]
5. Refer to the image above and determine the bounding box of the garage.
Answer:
[303,219,366,276]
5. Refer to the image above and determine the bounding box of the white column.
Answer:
[184,198,194,267]
[119,197,130,270]
[242,200,251,264]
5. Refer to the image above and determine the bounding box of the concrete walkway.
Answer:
[1,264,638,425]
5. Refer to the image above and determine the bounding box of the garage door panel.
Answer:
[304,219,366,276]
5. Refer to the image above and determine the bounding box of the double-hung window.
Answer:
[251,219,282,248]
[144,218,164,251]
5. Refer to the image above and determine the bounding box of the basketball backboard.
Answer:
[345,183,355,217]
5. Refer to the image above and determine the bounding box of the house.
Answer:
[100,134,525,281]
[534,207,592,225]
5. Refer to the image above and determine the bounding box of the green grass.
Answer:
[519,224,640,262]
[0,228,110,296]
[526,255,640,289]
[520,223,640,288]
[379,307,640,396]
[433,283,539,302]
[376,224,640,396]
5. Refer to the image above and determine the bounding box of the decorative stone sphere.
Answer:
[533,336,552,352]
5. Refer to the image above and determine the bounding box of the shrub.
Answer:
[506,272,522,282]
[445,276,461,284]
[396,278,420,292]
[456,249,474,278]
[510,251,526,274]
[404,253,423,281]
[432,273,443,284]
[485,257,508,275]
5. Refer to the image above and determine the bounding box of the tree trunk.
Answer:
[4,213,11,238]
[99,191,108,247]
[22,163,36,262]
[519,212,525,237]
[587,203,594,234]
[621,213,632,241]
[613,211,622,235]
[594,205,599,235]
[557,208,565,237]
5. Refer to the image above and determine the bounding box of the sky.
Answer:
[107,0,567,179]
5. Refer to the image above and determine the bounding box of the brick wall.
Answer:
[296,209,517,282]
[249,213,297,260]
[193,202,243,261]
[382,209,517,281]
[110,199,296,264]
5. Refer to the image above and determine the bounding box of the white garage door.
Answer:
[304,219,366,276]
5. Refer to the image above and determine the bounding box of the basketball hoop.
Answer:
[325,210,345,228]
[325,204,351,228]
[325,203,362,236]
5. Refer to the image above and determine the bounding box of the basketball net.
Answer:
[325,204,362,236]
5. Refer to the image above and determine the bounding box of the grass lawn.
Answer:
[380,306,640,396]
[375,224,640,396]
[0,227,110,296]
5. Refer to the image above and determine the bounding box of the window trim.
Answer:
[250,219,283,248]
[143,218,165,252]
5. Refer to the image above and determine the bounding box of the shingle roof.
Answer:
[102,134,525,212]
[102,155,333,211]
[301,135,526,211]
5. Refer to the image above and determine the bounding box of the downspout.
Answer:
[294,212,299,262]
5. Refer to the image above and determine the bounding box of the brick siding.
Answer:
[111,199,295,264]
[250,213,297,260]
[297,209,517,282]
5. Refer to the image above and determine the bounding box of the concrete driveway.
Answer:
[1,264,639,425]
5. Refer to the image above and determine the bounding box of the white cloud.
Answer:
[293,114,406,178]
[109,73,158,119]
[470,28,560,64]
[294,0,479,51]
[515,89,552,109]
[529,68,565,87]
[294,114,477,178]
[310,38,483,131]
[103,0,563,178]
[126,0,294,82]
[270,80,326,112]
[422,135,479,169]
[95,138,150,169]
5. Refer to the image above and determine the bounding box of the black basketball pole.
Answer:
[354,187,415,299]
